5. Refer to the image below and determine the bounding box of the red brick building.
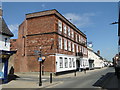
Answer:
[11,9,88,73]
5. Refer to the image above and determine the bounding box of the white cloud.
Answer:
[8,24,19,38]
[8,24,19,32]
[64,12,95,28]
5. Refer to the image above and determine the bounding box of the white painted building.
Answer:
[87,47,94,69]
[0,9,14,80]
[56,53,76,72]
[88,47,105,69]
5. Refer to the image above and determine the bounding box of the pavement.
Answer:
[1,67,116,89]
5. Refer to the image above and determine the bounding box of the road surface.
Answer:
[50,67,115,88]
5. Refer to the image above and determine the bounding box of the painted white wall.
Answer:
[88,48,104,68]
[0,34,10,51]
[56,54,76,72]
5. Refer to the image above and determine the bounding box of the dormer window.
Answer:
[5,38,7,46]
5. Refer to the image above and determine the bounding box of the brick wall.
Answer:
[10,9,88,72]
[10,39,17,51]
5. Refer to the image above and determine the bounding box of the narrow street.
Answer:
[2,67,119,89]
[49,67,116,88]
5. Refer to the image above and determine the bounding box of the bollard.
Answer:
[50,72,52,83]
[74,70,76,76]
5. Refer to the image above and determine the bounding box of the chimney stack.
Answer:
[97,50,100,55]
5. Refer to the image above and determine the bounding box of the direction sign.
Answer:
[34,50,41,56]
[38,57,42,62]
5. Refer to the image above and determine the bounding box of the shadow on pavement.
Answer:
[7,66,20,83]
[7,74,20,82]
[93,72,120,90]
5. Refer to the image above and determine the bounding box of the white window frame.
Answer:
[59,57,63,68]
[64,24,67,34]
[65,58,68,68]
[76,34,78,42]
[72,58,75,68]
[58,37,62,49]
[68,41,71,51]
[69,58,72,68]
[72,43,75,52]
[71,30,74,39]
[64,39,67,50]
[76,44,78,53]
[58,20,62,32]
[68,27,71,36]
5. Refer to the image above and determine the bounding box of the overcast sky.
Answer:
[2,2,119,61]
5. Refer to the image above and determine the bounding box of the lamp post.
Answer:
[39,47,42,86]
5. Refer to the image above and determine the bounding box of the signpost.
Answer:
[34,49,56,86]
[39,59,42,86]
[34,50,42,86]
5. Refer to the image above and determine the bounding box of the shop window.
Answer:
[65,58,68,68]
[69,58,72,68]
[72,43,75,52]
[59,57,63,68]
[72,58,75,68]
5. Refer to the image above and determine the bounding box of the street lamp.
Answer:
[39,47,42,86]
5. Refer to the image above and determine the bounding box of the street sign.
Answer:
[38,57,42,62]
[34,50,41,56]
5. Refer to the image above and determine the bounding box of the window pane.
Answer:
[58,37,62,49]
[69,58,72,68]
[59,57,63,68]
[68,27,70,36]
[64,39,67,50]
[58,20,62,32]
[64,25,67,34]
[72,58,75,68]
[65,58,68,68]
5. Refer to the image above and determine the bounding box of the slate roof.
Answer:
[0,17,14,37]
